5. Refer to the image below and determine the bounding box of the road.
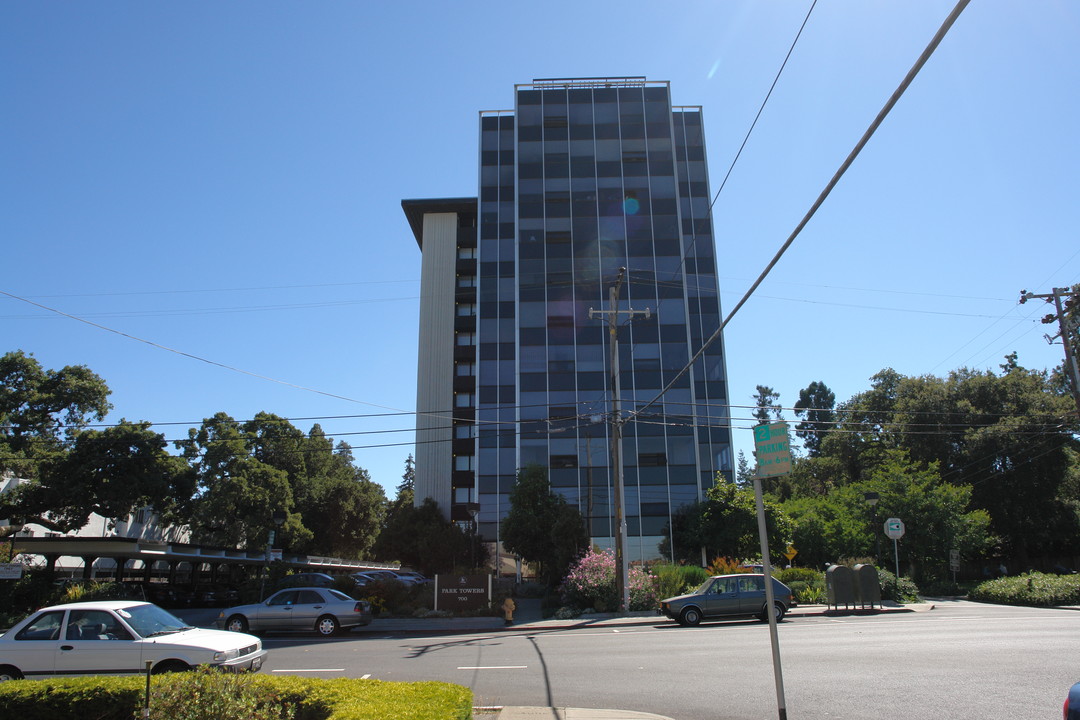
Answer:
[257,600,1078,719]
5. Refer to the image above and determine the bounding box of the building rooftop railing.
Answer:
[521,76,665,90]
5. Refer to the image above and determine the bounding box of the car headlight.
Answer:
[213,649,239,662]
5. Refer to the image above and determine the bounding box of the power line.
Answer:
[631,0,973,423]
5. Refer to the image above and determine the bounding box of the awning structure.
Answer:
[9,535,395,579]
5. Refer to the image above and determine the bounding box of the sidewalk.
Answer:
[175,600,930,720]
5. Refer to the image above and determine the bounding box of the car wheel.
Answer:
[0,665,23,682]
[760,602,786,623]
[225,615,249,633]
[315,615,340,636]
[151,660,191,675]
[679,607,702,626]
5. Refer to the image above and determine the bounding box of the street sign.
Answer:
[0,563,23,580]
[753,422,792,477]
[884,517,905,540]
[784,545,798,561]
[949,548,960,572]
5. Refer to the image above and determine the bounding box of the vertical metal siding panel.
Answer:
[414,213,458,517]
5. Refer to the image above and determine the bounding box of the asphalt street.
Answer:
[239,600,1079,719]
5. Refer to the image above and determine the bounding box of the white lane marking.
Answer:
[458,665,528,670]
[361,674,371,679]
[272,668,345,673]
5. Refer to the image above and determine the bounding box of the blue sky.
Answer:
[3,1,1078,496]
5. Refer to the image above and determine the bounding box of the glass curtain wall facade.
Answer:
[472,78,732,564]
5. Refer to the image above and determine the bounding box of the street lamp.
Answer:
[864,492,880,562]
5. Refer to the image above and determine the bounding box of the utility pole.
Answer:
[1021,287,1080,419]
[589,267,650,613]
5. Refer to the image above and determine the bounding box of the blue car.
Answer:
[1065,682,1080,719]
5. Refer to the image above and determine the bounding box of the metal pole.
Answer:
[143,660,152,719]
[754,475,787,720]
[1050,289,1080,419]
[894,537,900,581]
[608,280,630,614]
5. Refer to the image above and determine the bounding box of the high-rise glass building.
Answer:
[403,77,732,566]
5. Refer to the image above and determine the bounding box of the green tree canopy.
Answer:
[793,381,836,456]
[664,479,793,565]
[373,498,474,576]
[0,350,112,478]
[752,385,782,425]
[782,450,992,578]
[3,420,193,533]
[501,464,589,586]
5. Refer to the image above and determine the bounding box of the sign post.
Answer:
[753,422,792,720]
[884,518,905,581]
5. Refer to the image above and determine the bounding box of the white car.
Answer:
[0,600,266,681]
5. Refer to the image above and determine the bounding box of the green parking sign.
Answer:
[753,422,792,477]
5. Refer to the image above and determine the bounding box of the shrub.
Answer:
[147,666,296,720]
[774,567,822,585]
[706,557,750,575]
[358,580,432,617]
[969,572,1080,607]
[560,549,658,612]
[877,569,920,603]
[650,564,709,600]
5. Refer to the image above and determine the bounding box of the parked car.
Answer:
[354,570,401,584]
[392,570,430,585]
[218,587,372,637]
[0,600,265,681]
[659,573,793,626]
[276,572,337,589]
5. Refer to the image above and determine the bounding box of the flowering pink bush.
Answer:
[560,548,658,612]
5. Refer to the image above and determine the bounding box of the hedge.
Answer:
[0,672,473,720]
[969,572,1080,607]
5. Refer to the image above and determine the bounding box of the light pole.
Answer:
[864,492,880,562]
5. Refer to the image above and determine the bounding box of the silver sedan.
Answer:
[217,587,372,637]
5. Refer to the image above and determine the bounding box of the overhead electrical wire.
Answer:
[630,0,973,422]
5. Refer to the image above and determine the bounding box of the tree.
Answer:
[793,381,836,456]
[752,385,782,424]
[2,421,193,533]
[735,450,755,488]
[0,352,191,533]
[697,480,793,563]
[372,498,472,576]
[501,465,589,586]
[177,413,307,550]
[783,450,993,579]
[0,350,112,479]
[290,426,385,558]
[814,364,1078,565]
[178,412,385,557]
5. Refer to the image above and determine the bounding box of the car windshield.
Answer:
[117,604,192,638]
[693,579,714,594]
